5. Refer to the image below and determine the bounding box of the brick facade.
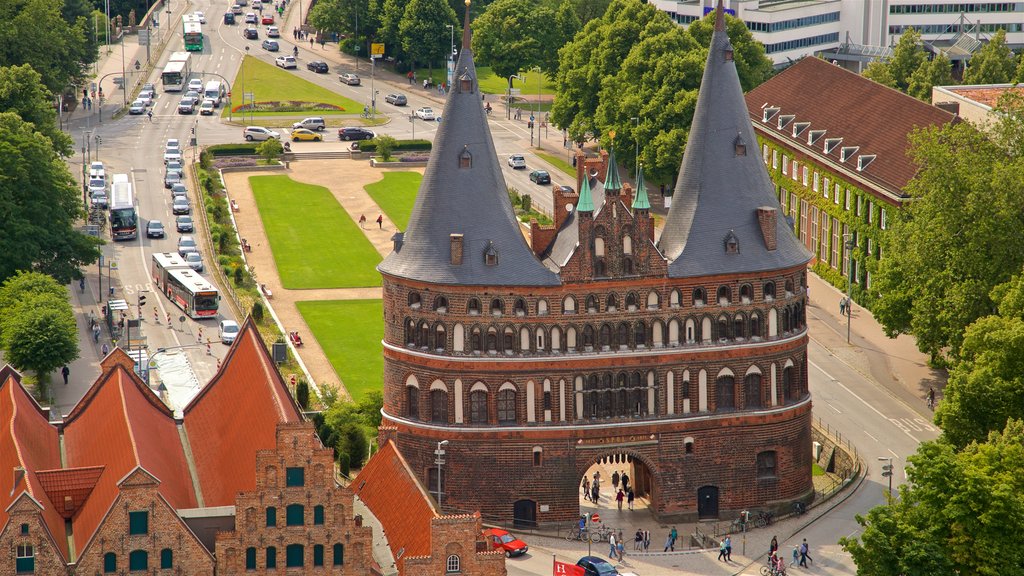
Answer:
[402,514,506,576]
[215,422,374,574]
[0,494,68,576]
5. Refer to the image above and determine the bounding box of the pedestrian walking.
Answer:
[92,323,101,342]
[608,532,617,559]
[582,477,590,501]
[627,489,635,511]
[611,471,620,491]
[839,297,846,316]
[376,214,383,229]
[61,365,70,385]
[615,489,624,511]
[717,538,727,561]
[147,109,153,122]
[591,483,599,503]
[633,529,642,551]
[927,386,936,409]
[79,277,85,292]
[664,532,674,552]
[621,472,630,492]
[670,526,678,551]
[800,538,813,566]
[792,545,799,567]
[725,535,732,561]
[616,534,624,562]
[643,529,650,552]
[770,535,778,556]
[309,37,314,48]
[101,343,109,356]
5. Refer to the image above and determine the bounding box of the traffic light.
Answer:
[191,126,196,135]
[138,293,146,307]
[880,463,893,477]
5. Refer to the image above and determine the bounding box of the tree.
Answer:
[471,0,557,80]
[0,0,95,93]
[400,0,458,74]
[862,29,926,93]
[862,60,897,89]
[550,0,580,74]
[1016,51,1024,83]
[871,109,1024,363]
[906,53,954,102]
[0,270,68,318]
[256,138,283,163]
[963,29,1016,85]
[374,134,398,161]
[377,0,411,61]
[0,272,78,382]
[0,113,102,285]
[0,64,74,156]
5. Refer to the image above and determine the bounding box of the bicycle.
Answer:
[565,525,589,542]
[588,525,614,543]
[755,510,774,528]
[760,561,787,576]
[792,501,807,516]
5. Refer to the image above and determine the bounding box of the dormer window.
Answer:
[762,107,780,123]
[777,114,795,130]
[824,137,842,155]
[840,146,859,162]
[724,42,734,61]
[458,68,473,93]
[724,230,739,254]
[733,134,746,157]
[792,122,810,138]
[808,130,825,146]
[484,241,498,266]
[459,145,472,169]
[857,154,876,171]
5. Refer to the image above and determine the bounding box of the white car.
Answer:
[266,25,280,37]
[243,126,280,141]
[275,55,297,69]
[414,107,436,121]
[89,161,105,179]
[193,11,206,23]
[185,251,204,272]
[244,11,257,23]
[507,154,526,169]
[167,138,180,149]
[188,78,204,93]
[163,146,182,164]
[219,320,240,344]
[200,98,216,115]
[137,90,155,106]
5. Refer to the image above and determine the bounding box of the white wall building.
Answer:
[652,0,1024,67]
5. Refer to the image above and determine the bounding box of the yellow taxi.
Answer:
[290,128,323,142]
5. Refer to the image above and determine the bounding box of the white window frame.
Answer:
[446,555,461,573]
[782,155,789,175]
[813,171,820,193]
[772,149,778,169]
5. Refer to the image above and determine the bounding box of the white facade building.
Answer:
[652,0,1024,67]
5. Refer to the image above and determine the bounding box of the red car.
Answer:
[482,528,528,557]
[261,14,274,24]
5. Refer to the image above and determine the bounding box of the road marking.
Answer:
[863,431,877,442]
[809,359,922,443]
[824,401,841,414]
[130,170,181,349]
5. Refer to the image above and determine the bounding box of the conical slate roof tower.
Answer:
[377,4,559,287]
[657,0,809,277]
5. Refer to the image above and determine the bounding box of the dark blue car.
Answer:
[576,556,618,576]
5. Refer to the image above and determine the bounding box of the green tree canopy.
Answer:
[906,53,954,102]
[0,64,74,156]
[400,0,459,72]
[471,0,558,80]
[862,29,926,93]
[0,272,78,380]
[963,29,1016,85]
[0,113,101,285]
[0,270,69,318]
[0,0,95,93]
[377,0,411,61]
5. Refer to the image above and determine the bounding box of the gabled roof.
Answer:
[0,368,65,559]
[63,361,197,553]
[543,176,606,271]
[36,466,105,519]
[377,43,560,287]
[657,0,809,278]
[354,441,437,574]
[182,318,302,506]
[744,56,956,194]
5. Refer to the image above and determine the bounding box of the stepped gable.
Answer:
[0,367,65,558]
[377,25,559,287]
[657,0,809,277]
[62,356,197,554]
[182,318,302,506]
[353,440,436,574]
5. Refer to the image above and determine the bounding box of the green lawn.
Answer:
[364,172,422,230]
[297,299,383,401]
[414,66,555,96]
[250,175,382,288]
[226,55,364,117]
[536,151,576,178]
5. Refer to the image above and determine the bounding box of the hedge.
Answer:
[207,143,261,156]
[357,139,432,153]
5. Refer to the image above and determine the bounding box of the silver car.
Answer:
[185,251,204,272]
[177,235,198,256]
[129,99,146,114]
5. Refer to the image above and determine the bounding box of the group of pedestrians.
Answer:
[607,530,625,562]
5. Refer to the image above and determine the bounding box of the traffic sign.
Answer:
[509,88,521,96]
[371,43,384,56]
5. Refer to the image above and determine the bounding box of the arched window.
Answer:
[782,366,794,401]
[617,322,630,348]
[266,547,277,569]
[717,315,730,341]
[313,544,324,567]
[745,373,762,408]
[634,321,647,347]
[446,554,461,573]
[631,372,646,415]
[332,544,344,566]
[245,547,257,570]
[567,326,577,351]
[594,235,605,257]
[265,506,277,527]
[586,295,598,312]
[467,298,480,315]
[314,505,324,525]
[757,451,777,478]
[418,321,430,348]
[647,291,660,309]
[670,289,681,307]
[434,295,448,312]
[160,548,173,569]
[104,552,117,573]
[497,387,517,423]
[616,373,629,416]
[783,308,792,332]
[733,314,745,340]
[408,292,421,308]
[750,314,761,339]
[594,259,606,276]
[764,281,776,300]
[693,287,706,306]
[405,319,416,346]
[486,327,498,352]
[514,298,527,316]
[717,376,735,410]
[600,374,613,418]
[538,299,549,315]
[785,278,794,294]
[739,284,753,302]
[470,389,488,423]
[584,375,599,418]
[623,258,634,275]
[502,327,514,352]
[599,324,612,348]
[623,233,633,255]
[606,293,619,311]
[471,327,482,352]
[626,292,638,310]
[434,324,446,350]
[431,390,448,423]
[717,285,731,305]
[491,298,504,315]
[583,325,595,348]
[563,296,576,313]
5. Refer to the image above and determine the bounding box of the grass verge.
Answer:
[536,151,576,178]
[297,299,383,401]
[225,55,363,117]
[250,175,382,288]
[364,171,422,230]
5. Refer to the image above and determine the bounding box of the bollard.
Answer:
[198,327,203,342]
[206,341,212,355]
[154,307,159,325]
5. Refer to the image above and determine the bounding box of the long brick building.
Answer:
[377,2,814,526]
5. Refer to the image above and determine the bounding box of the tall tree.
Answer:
[963,29,1016,85]
[863,29,926,93]
[0,0,93,93]
[0,272,78,382]
[862,60,897,88]
[0,64,74,156]
[399,0,458,74]
[378,0,411,61]
[552,0,581,72]
[472,0,557,80]
[0,270,69,318]
[0,113,102,284]
[906,53,954,101]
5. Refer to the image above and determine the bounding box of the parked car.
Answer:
[275,55,297,69]
[291,128,323,141]
[172,197,191,215]
[292,117,326,131]
[243,27,258,39]
[243,126,280,141]
[175,215,194,233]
[414,107,436,120]
[166,160,184,177]
[219,320,240,344]
[244,12,257,23]
[529,169,551,184]
[338,73,361,85]
[185,251,204,272]
[89,161,105,178]
[338,127,375,141]
[90,190,108,209]
[177,96,197,114]
[507,154,526,169]
[306,60,329,73]
[261,14,274,24]
[129,99,146,114]
[199,98,216,115]
[177,236,198,257]
[384,93,407,106]
[164,171,182,189]
[266,25,280,37]
[261,39,279,51]
[223,11,236,24]
[146,220,165,239]
[188,78,204,92]
[576,556,619,576]
[481,528,528,558]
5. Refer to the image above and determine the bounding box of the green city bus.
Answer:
[183,15,203,51]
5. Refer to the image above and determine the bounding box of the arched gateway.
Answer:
[376,1,814,526]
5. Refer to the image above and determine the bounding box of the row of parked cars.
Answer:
[241,118,377,142]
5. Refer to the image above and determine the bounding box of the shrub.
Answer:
[296,378,309,409]
[252,300,265,323]
[374,135,398,161]
[199,149,213,170]
[207,143,260,156]
[508,187,521,206]
[338,451,350,475]
[357,139,431,152]
[233,266,244,286]
[257,139,283,164]
[399,155,429,162]
[522,194,532,213]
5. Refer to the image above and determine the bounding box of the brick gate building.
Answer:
[377,2,814,526]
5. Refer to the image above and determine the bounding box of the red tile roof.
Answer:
[36,466,105,519]
[182,319,302,506]
[744,57,956,195]
[354,441,437,574]
[63,360,196,553]
[943,85,1024,108]
[0,368,65,558]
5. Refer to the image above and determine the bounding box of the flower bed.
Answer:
[213,156,260,169]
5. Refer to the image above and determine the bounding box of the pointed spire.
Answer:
[462,0,472,50]
[576,171,594,212]
[632,166,650,211]
[604,145,623,193]
[714,0,726,32]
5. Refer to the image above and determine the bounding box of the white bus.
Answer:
[161,51,192,92]
[165,268,220,318]
[203,80,224,106]
[109,174,137,241]
[151,252,190,291]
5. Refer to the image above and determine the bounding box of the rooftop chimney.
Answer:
[450,234,464,265]
[756,206,777,251]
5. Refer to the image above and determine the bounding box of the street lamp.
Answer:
[410,114,416,139]
[506,73,523,120]
[878,456,894,500]
[843,232,854,343]
[532,66,541,148]
[435,440,449,511]
[120,25,128,107]
[631,116,640,182]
